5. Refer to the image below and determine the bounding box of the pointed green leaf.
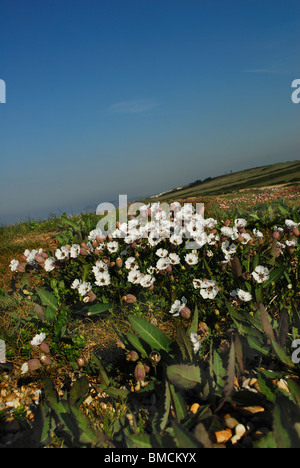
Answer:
[167,364,201,390]
[128,315,172,353]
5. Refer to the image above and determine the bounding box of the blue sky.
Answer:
[0,0,299,224]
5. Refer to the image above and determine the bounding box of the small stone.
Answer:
[235,424,246,438]
[250,378,258,386]
[240,405,265,415]
[190,403,200,414]
[224,416,239,430]
[215,429,232,444]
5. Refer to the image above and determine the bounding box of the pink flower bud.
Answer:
[39,341,50,354]
[27,359,42,371]
[17,263,26,272]
[134,363,146,382]
[80,247,88,256]
[273,230,280,239]
[123,294,137,303]
[35,254,45,264]
[86,291,97,302]
[180,306,191,319]
[126,350,139,362]
[40,355,53,366]
[115,257,123,269]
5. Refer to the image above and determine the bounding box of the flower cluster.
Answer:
[9,202,299,316]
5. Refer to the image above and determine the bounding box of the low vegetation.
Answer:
[0,184,299,448]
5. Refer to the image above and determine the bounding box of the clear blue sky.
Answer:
[1,0,299,224]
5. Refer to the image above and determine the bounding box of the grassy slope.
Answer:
[147,160,300,202]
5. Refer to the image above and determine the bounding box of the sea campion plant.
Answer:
[5,200,300,447]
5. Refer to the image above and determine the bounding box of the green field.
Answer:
[148,160,300,202]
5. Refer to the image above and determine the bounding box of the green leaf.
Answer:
[213,349,226,390]
[187,306,199,335]
[171,421,200,448]
[128,315,172,353]
[125,432,152,448]
[167,364,201,390]
[86,303,112,316]
[288,380,300,408]
[262,265,285,289]
[169,383,188,422]
[90,353,110,387]
[271,339,295,368]
[126,332,149,357]
[69,376,89,407]
[36,287,59,312]
[216,339,236,411]
[247,335,270,356]
[60,214,81,232]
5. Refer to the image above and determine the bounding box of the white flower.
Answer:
[253,228,263,239]
[221,240,237,256]
[193,278,202,289]
[199,279,219,299]
[190,332,202,353]
[252,265,270,283]
[88,228,103,241]
[221,226,234,237]
[231,288,252,302]
[285,219,298,229]
[125,257,137,270]
[234,218,247,228]
[24,249,39,264]
[184,252,198,265]
[169,297,187,317]
[94,271,111,286]
[21,362,29,374]
[31,332,46,346]
[168,253,180,265]
[170,234,183,246]
[128,267,142,284]
[55,246,70,260]
[206,249,214,257]
[140,274,156,288]
[240,232,252,244]
[156,248,168,258]
[71,279,82,290]
[286,239,297,247]
[207,233,219,245]
[156,257,171,271]
[70,244,81,258]
[9,259,19,271]
[78,281,92,296]
[92,260,108,276]
[44,257,56,272]
[107,241,119,253]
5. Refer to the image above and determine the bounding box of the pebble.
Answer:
[215,429,232,444]
[224,416,239,430]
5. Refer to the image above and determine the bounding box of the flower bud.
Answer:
[80,247,88,256]
[27,359,42,371]
[39,341,50,354]
[123,294,137,303]
[134,363,146,382]
[273,230,280,239]
[17,262,26,272]
[77,358,85,367]
[115,257,123,269]
[40,355,53,366]
[126,350,139,362]
[180,306,191,319]
[293,227,299,237]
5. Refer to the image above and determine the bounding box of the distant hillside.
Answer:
[147,160,300,202]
